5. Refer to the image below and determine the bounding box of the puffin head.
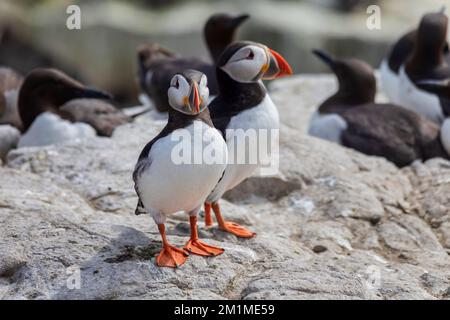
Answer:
[204,13,250,63]
[168,70,209,115]
[312,49,376,103]
[217,41,293,83]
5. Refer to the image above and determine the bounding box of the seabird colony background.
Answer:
[2,0,450,298]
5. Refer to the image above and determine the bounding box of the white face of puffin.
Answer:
[220,45,269,83]
[220,44,293,83]
[168,73,209,115]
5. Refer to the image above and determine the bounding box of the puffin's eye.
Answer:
[171,76,180,89]
[246,50,254,60]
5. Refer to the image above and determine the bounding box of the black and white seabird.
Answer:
[0,66,23,159]
[339,104,450,167]
[397,11,450,124]
[17,68,131,147]
[137,13,249,112]
[204,41,293,238]
[380,8,450,104]
[308,52,450,167]
[133,70,228,268]
[308,49,376,143]
[0,94,20,160]
[0,66,23,130]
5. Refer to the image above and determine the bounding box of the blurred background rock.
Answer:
[0,0,448,105]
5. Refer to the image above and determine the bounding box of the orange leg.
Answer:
[184,216,224,256]
[155,224,188,268]
[212,202,256,238]
[204,202,214,227]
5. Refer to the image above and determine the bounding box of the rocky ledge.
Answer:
[1,75,450,300]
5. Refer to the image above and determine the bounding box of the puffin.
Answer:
[308,49,376,143]
[0,67,22,159]
[137,13,249,112]
[133,70,228,268]
[204,41,293,237]
[397,11,450,124]
[17,68,131,147]
[379,8,450,104]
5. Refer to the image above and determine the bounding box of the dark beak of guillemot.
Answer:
[262,47,293,80]
[312,49,336,68]
[227,14,250,28]
[188,81,201,114]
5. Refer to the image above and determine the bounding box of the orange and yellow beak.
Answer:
[189,82,201,113]
[262,48,293,80]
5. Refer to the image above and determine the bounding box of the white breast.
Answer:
[137,120,227,217]
[18,112,96,148]
[379,59,400,104]
[308,110,348,144]
[397,67,444,124]
[207,95,279,203]
[441,118,450,157]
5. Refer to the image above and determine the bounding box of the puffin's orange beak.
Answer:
[262,48,293,80]
[189,82,200,113]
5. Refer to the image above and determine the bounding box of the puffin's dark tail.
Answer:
[135,199,147,215]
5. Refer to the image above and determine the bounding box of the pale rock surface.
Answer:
[1,75,450,300]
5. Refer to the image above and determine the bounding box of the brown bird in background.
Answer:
[137,13,249,112]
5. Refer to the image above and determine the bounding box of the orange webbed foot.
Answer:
[220,221,256,238]
[184,239,224,257]
[156,245,188,268]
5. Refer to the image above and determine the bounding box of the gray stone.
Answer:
[1,74,450,299]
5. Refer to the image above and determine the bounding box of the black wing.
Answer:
[340,104,429,167]
[208,97,242,139]
[132,126,172,215]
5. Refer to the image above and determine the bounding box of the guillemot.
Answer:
[339,103,450,167]
[397,11,450,124]
[204,41,293,237]
[137,13,249,112]
[0,66,23,130]
[17,68,130,147]
[0,66,22,159]
[379,8,450,104]
[308,49,376,143]
[133,70,228,267]
[0,94,20,160]
[308,51,450,167]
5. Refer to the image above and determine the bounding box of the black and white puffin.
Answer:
[204,41,293,238]
[308,49,376,143]
[379,8,450,104]
[137,13,249,112]
[397,11,450,124]
[17,68,131,147]
[133,70,228,268]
